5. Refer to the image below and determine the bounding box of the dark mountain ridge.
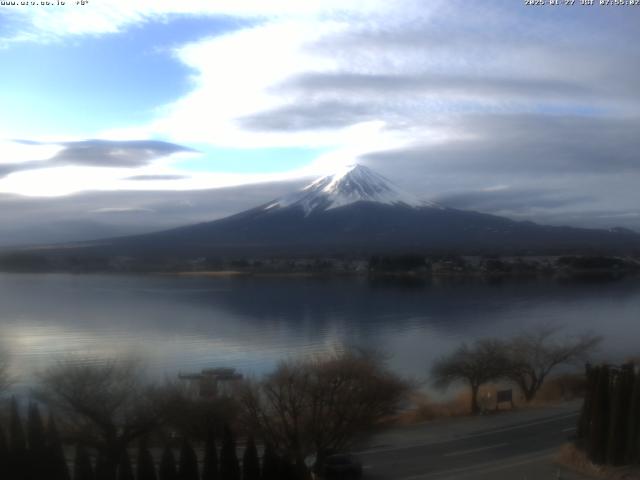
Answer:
[42,165,640,258]
[8,164,640,263]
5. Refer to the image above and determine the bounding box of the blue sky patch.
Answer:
[0,15,247,136]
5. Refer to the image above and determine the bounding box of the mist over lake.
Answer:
[1,273,638,387]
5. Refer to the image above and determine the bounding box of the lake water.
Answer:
[1,273,639,386]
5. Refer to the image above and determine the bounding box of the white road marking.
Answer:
[443,442,508,457]
[356,412,579,455]
[399,449,556,480]
[562,426,577,432]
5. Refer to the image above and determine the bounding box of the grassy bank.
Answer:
[393,374,586,425]
[556,444,640,480]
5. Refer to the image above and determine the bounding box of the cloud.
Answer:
[0,140,199,195]
[1,0,640,235]
[126,174,189,181]
[598,212,640,219]
[279,72,592,102]
[146,19,350,148]
[0,140,64,164]
[0,180,304,245]
[91,207,156,214]
[363,114,640,176]
[0,139,193,178]
[238,70,599,133]
[239,101,376,132]
[51,140,193,167]
[138,0,640,167]
[0,0,397,44]
[434,188,595,215]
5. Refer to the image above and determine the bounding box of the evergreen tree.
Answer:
[27,402,46,453]
[278,456,295,480]
[607,364,633,465]
[9,397,27,480]
[117,450,134,480]
[178,439,199,480]
[202,430,218,480]
[9,398,26,453]
[73,444,95,480]
[47,414,71,480]
[137,439,158,480]
[219,425,240,480]
[27,402,48,479]
[585,365,601,461]
[0,427,9,480]
[577,364,596,441]
[242,436,260,480]
[159,446,178,480]
[95,452,113,480]
[260,443,279,480]
[627,370,640,464]
[588,365,610,464]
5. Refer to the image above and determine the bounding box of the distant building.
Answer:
[178,367,243,398]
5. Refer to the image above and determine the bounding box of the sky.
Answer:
[0,0,639,244]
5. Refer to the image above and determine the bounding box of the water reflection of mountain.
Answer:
[174,275,640,334]
[2,273,639,336]
[1,274,640,379]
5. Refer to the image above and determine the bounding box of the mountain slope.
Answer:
[72,164,639,257]
[264,164,438,214]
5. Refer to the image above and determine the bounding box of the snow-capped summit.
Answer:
[265,164,439,214]
[70,163,639,259]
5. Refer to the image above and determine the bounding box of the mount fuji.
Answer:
[66,163,636,258]
[263,164,438,214]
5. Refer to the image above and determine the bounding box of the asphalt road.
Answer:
[355,410,583,479]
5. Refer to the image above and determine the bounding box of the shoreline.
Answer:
[0,268,638,280]
[1,254,638,279]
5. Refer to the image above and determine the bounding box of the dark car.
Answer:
[320,454,363,480]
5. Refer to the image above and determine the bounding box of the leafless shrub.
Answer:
[240,348,409,473]
[35,357,162,477]
[505,326,601,402]
[431,338,509,415]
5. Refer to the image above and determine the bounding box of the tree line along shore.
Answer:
[0,325,608,479]
[0,252,639,278]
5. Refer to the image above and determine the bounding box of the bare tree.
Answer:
[35,358,162,480]
[240,349,409,475]
[153,379,239,441]
[431,339,509,415]
[504,326,601,402]
[0,347,12,395]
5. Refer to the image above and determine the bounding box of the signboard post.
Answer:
[496,389,515,410]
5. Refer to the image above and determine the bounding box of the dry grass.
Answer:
[393,374,586,426]
[393,385,512,425]
[556,443,606,478]
[555,443,640,480]
[532,373,586,405]
[390,392,465,425]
